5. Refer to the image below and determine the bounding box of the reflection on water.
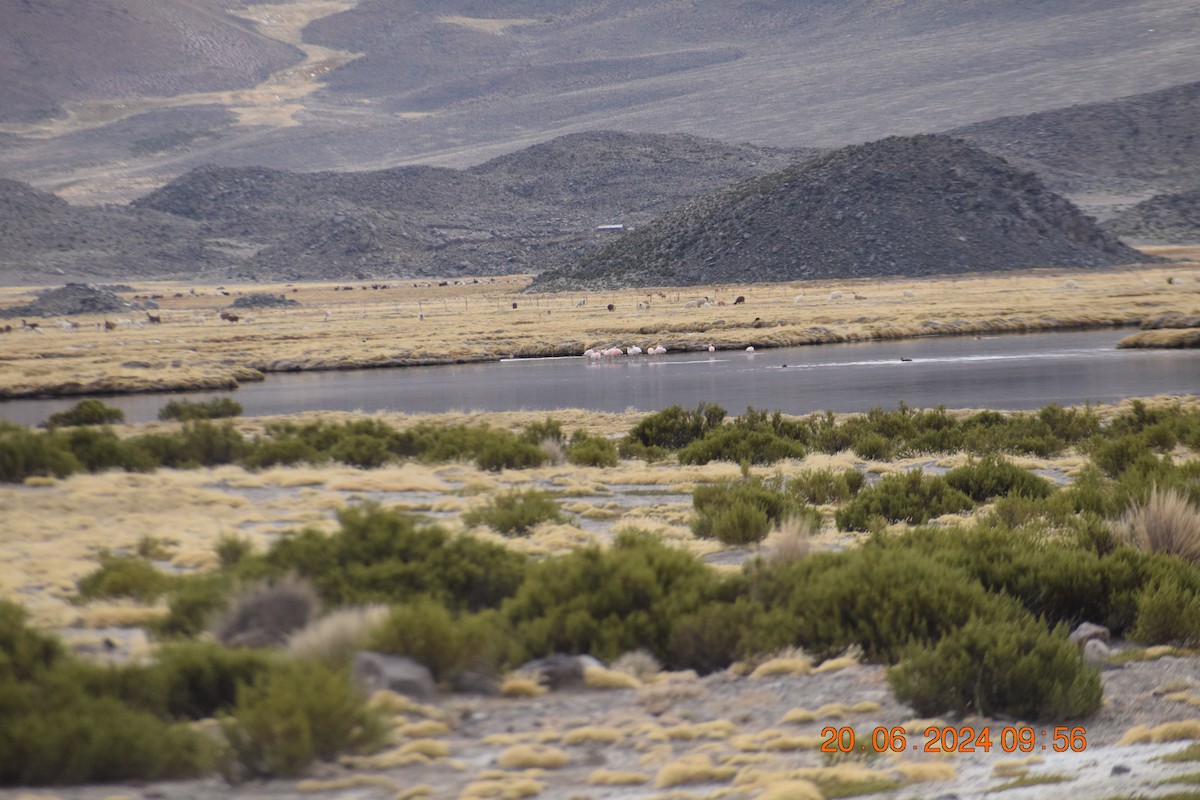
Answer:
[3,329,1198,426]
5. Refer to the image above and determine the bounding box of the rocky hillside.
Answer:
[532,135,1154,291]
[0,133,806,284]
[1102,189,1200,243]
[2,0,1197,204]
[0,179,233,284]
[952,81,1200,201]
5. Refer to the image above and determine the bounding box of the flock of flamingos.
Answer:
[583,343,754,360]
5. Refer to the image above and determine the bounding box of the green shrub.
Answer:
[888,617,1103,721]
[0,600,64,681]
[565,430,619,467]
[242,436,322,469]
[678,408,808,466]
[216,533,255,568]
[329,433,393,468]
[790,468,865,505]
[0,691,216,786]
[152,641,280,719]
[1129,579,1200,646]
[666,598,791,674]
[463,488,567,536]
[522,417,564,444]
[944,457,1054,502]
[0,423,81,483]
[158,397,243,422]
[44,398,125,428]
[153,572,238,639]
[474,433,547,471]
[961,411,1065,457]
[75,553,179,604]
[220,661,385,779]
[503,530,726,664]
[703,499,771,546]
[692,478,818,546]
[851,432,893,460]
[835,470,974,532]
[263,504,529,611]
[368,601,517,684]
[62,426,156,473]
[624,403,725,451]
[748,546,1021,663]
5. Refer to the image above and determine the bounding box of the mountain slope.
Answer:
[2,0,1198,203]
[532,135,1152,290]
[1102,189,1200,244]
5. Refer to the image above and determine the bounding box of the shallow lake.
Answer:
[2,329,1197,426]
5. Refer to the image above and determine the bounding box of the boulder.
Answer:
[352,651,436,698]
[1069,622,1111,647]
[518,654,609,689]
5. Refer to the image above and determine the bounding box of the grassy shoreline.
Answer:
[1,260,1198,399]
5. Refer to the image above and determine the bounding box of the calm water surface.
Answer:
[2,330,1197,426]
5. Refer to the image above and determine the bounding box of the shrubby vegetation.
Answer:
[10,399,1200,783]
[692,477,821,546]
[44,398,125,428]
[158,397,243,422]
[835,470,975,531]
[463,488,568,535]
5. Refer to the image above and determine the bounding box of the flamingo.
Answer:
[746,346,755,353]
[707,344,715,353]
[627,346,642,356]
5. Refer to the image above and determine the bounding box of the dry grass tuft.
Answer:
[665,720,737,740]
[286,603,389,667]
[1115,486,1200,565]
[588,769,650,785]
[501,674,548,697]
[764,515,815,566]
[781,708,817,724]
[750,648,813,678]
[562,726,624,745]
[397,719,450,738]
[755,779,824,800]
[759,735,824,752]
[813,644,863,673]
[459,778,545,799]
[398,738,450,758]
[655,755,738,788]
[612,648,663,682]
[991,755,1044,777]
[894,762,957,782]
[296,774,400,792]
[495,745,570,770]
[584,664,642,689]
[366,690,440,718]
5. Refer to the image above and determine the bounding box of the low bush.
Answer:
[242,436,322,469]
[220,661,386,779]
[503,530,728,664]
[1129,579,1200,646]
[158,397,243,422]
[624,403,726,452]
[692,478,819,546]
[463,488,568,536]
[565,430,619,467]
[368,601,517,684]
[329,433,394,468]
[944,457,1054,502]
[44,399,125,428]
[522,417,564,444]
[835,470,974,531]
[789,468,864,505]
[748,546,1021,663]
[678,408,807,466]
[888,617,1103,721]
[263,504,529,611]
[0,422,81,482]
[75,553,179,604]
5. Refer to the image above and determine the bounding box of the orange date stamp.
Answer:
[820,725,1088,754]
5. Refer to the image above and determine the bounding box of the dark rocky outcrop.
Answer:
[532,135,1156,290]
[0,283,132,318]
[1103,189,1200,243]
